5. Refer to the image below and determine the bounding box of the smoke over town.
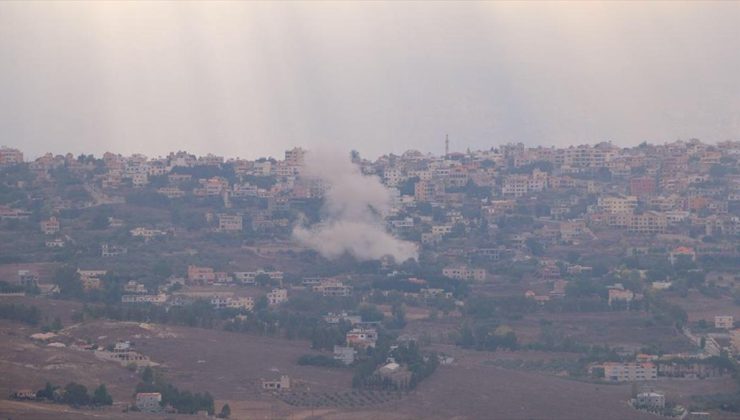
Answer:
[292,149,418,262]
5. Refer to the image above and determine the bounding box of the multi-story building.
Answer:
[635,392,665,410]
[442,266,486,281]
[629,176,657,196]
[597,195,638,214]
[40,217,60,235]
[629,211,667,234]
[135,392,162,412]
[121,294,167,304]
[0,147,23,166]
[715,315,734,329]
[312,278,352,297]
[267,288,288,306]
[233,270,283,284]
[602,362,657,382]
[346,328,378,349]
[187,265,215,283]
[218,213,243,232]
[17,270,39,287]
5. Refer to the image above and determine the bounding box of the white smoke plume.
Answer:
[292,149,418,262]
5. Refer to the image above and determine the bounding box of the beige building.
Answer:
[597,195,638,214]
[715,315,734,329]
[40,217,60,234]
[602,362,657,382]
[267,288,288,306]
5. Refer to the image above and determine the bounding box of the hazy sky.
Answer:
[1,1,739,159]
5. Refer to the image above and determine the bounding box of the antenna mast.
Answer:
[445,134,449,158]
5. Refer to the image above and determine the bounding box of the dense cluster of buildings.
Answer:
[1,139,739,415]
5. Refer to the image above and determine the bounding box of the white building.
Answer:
[333,345,357,365]
[135,392,162,412]
[267,288,288,306]
[715,315,734,329]
[262,375,290,390]
[442,266,486,282]
[635,392,665,410]
[218,214,243,232]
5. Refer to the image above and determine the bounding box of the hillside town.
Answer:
[1,139,739,419]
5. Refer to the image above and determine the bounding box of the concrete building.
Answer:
[101,243,127,257]
[635,391,665,410]
[17,270,39,287]
[333,345,357,365]
[442,266,486,282]
[233,270,283,284]
[630,177,657,196]
[715,315,734,329]
[608,284,635,306]
[602,362,657,382]
[312,278,352,297]
[346,328,378,349]
[135,392,162,412]
[187,265,215,283]
[597,195,638,214]
[121,294,167,304]
[262,375,290,390]
[218,213,243,232]
[0,147,24,166]
[267,288,288,306]
[40,217,60,235]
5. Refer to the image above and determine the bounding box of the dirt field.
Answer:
[513,311,696,353]
[1,303,738,420]
[666,290,740,323]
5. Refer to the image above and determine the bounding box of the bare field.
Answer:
[512,311,696,352]
[666,290,740,323]
[1,310,737,420]
[0,295,84,325]
[0,320,141,404]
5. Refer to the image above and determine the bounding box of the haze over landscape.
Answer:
[2,2,740,159]
[1,2,740,420]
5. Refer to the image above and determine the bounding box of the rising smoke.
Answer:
[292,149,418,262]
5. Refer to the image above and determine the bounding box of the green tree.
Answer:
[63,382,90,406]
[152,260,173,278]
[54,266,83,298]
[359,305,384,322]
[92,384,113,406]
[36,382,57,400]
[218,403,231,418]
[142,366,154,384]
[50,316,63,332]
[90,210,110,230]
[255,273,272,287]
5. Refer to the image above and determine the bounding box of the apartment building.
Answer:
[442,266,486,281]
[40,217,60,235]
[187,265,216,283]
[602,362,657,382]
[0,147,24,166]
[346,328,378,349]
[267,288,288,306]
[218,213,243,232]
[629,211,667,234]
[312,278,353,297]
[715,315,734,329]
[597,195,638,214]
